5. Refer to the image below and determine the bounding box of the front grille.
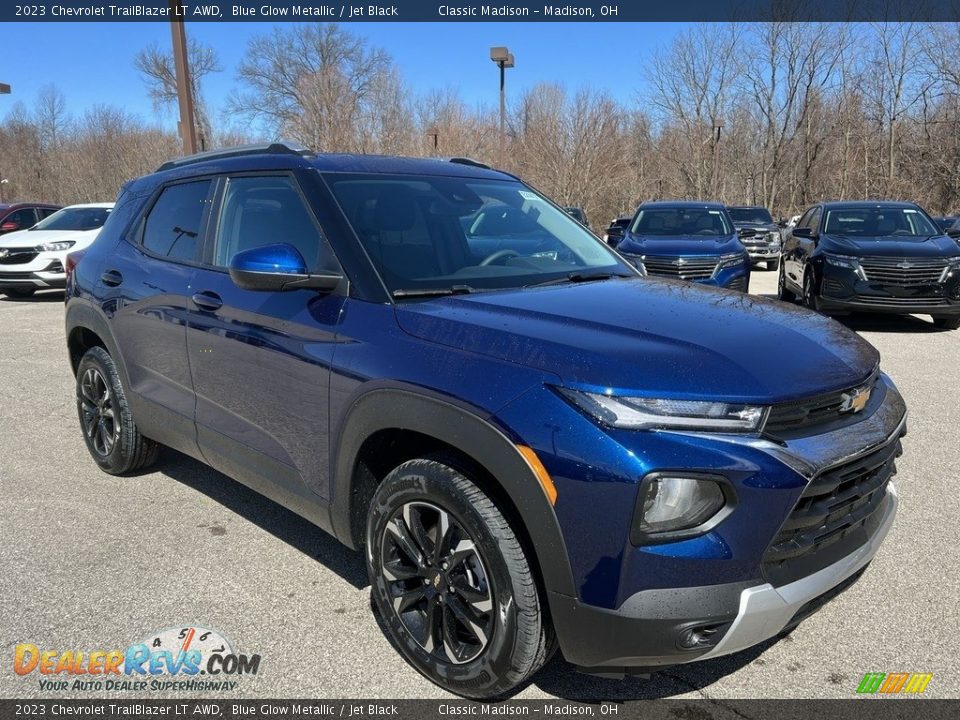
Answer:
[643,255,718,281]
[762,437,901,587]
[850,295,949,307]
[0,249,39,265]
[860,257,948,286]
[764,372,879,437]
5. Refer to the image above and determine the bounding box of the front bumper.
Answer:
[552,486,896,672]
[0,253,66,290]
[547,375,906,673]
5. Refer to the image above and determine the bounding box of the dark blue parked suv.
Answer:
[616,201,751,292]
[65,145,907,698]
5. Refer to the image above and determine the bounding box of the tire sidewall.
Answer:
[366,463,525,698]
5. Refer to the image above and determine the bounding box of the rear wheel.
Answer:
[777,263,796,302]
[932,316,960,330]
[366,456,552,699]
[76,346,159,474]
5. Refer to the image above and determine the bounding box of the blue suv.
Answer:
[65,145,906,698]
[616,201,751,292]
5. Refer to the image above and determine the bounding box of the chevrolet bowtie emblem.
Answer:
[840,386,871,414]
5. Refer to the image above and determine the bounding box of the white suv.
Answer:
[0,203,113,297]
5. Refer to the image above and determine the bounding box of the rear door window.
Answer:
[141,180,213,262]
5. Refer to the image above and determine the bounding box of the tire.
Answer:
[76,346,159,475]
[802,270,821,312]
[777,263,796,302]
[3,288,35,298]
[767,258,780,271]
[366,456,552,699]
[933,316,960,330]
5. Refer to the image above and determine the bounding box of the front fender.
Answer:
[329,387,577,598]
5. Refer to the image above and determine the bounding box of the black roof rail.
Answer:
[156,142,313,172]
[445,157,491,170]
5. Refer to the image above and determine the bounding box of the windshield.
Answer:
[630,207,732,236]
[823,207,940,237]
[728,207,773,224]
[32,206,111,232]
[325,173,631,295]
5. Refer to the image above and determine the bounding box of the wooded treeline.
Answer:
[3,22,960,228]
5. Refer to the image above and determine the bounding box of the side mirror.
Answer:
[0,221,19,232]
[229,243,342,293]
[792,227,815,239]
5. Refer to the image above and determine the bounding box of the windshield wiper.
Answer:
[392,285,480,298]
[525,271,630,288]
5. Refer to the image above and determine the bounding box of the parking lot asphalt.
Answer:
[1,269,958,701]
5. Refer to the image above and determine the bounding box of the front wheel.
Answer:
[366,457,552,698]
[76,346,159,474]
[778,263,796,302]
[802,271,821,312]
[933,316,960,330]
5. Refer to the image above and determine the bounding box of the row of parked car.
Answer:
[595,199,960,329]
[0,202,114,297]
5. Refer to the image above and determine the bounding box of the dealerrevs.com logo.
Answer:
[13,626,261,692]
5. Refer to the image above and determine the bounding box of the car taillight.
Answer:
[65,249,87,285]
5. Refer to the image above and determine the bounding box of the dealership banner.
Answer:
[0,700,958,719]
[5,0,960,22]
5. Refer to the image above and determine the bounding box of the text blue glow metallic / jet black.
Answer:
[65,145,907,698]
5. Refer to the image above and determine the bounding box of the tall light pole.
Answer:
[490,47,514,168]
[1,83,9,203]
[169,1,199,154]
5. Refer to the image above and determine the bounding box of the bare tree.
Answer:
[135,39,221,149]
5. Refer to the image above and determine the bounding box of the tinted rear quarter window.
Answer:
[142,180,212,262]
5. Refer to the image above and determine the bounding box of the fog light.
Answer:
[631,473,733,544]
[678,622,731,650]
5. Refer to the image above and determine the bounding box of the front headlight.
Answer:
[715,251,747,274]
[36,241,75,252]
[558,389,767,432]
[823,253,866,280]
[632,474,730,541]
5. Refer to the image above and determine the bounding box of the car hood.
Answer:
[617,234,742,256]
[395,278,878,403]
[0,227,99,248]
[820,234,960,258]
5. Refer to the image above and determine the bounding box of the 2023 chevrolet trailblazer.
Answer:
[65,145,907,698]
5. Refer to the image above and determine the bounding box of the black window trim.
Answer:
[198,169,345,279]
[131,174,219,269]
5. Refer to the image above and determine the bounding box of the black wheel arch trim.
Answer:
[330,385,577,599]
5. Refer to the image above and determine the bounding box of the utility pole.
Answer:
[169,1,199,154]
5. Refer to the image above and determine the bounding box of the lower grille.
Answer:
[0,249,39,265]
[643,255,718,281]
[851,295,949,307]
[762,436,901,587]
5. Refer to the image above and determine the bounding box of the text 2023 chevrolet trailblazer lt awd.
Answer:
[65,145,907,698]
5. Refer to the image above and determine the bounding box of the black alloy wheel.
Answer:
[380,501,494,665]
[79,366,118,457]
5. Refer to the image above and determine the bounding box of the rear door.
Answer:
[103,178,214,457]
[185,172,346,500]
